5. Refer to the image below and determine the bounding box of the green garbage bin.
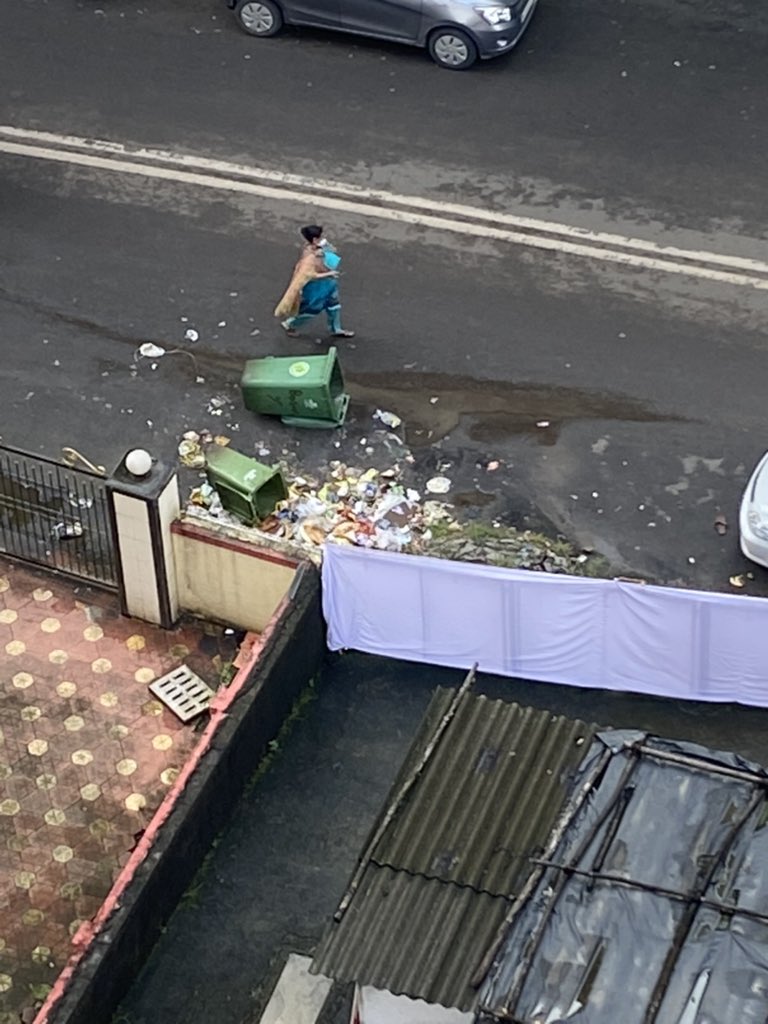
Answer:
[205,446,287,525]
[240,347,349,428]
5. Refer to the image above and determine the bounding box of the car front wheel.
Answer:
[428,28,478,70]
[234,0,283,37]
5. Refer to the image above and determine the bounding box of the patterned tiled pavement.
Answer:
[0,558,237,1023]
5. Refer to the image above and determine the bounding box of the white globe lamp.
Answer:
[125,448,153,477]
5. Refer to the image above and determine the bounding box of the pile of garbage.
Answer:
[184,453,597,575]
[187,460,456,556]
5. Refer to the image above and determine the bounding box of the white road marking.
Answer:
[1,125,767,290]
[259,953,332,1024]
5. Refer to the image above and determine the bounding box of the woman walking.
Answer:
[274,225,355,339]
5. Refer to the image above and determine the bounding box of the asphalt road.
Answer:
[1,0,767,594]
[3,0,766,233]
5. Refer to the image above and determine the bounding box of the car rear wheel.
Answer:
[428,28,478,70]
[234,0,283,37]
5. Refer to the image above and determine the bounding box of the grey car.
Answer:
[226,0,538,70]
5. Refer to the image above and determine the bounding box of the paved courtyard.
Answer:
[0,558,236,1023]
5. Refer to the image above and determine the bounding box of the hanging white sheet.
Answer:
[322,545,768,706]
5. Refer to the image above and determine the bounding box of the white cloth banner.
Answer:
[322,544,768,706]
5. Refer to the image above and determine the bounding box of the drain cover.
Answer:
[148,665,215,722]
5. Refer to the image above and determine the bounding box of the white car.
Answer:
[739,451,768,568]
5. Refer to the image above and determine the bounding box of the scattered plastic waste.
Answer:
[184,328,199,342]
[52,522,83,539]
[178,440,203,467]
[426,476,451,494]
[67,493,94,510]
[138,342,166,359]
[136,342,198,373]
[178,430,207,468]
[374,409,402,429]
[729,574,746,588]
[207,395,230,416]
[536,420,550,428]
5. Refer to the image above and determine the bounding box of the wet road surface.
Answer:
[1,147,766,589]
[2,1,766,236]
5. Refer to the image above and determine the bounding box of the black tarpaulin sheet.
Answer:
[479,730,768,1024]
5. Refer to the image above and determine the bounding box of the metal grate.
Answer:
[148,665,215,722]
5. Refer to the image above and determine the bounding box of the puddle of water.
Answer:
[348,371,684,447]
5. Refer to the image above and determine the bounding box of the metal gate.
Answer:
[0,444,118,589]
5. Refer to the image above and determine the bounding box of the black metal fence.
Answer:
[0,444,118,589]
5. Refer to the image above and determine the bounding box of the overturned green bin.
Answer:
[240,347,349,428]
[205,446,287,525]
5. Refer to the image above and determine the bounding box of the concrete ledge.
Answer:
[36,563,325,1024]
[172,517,300,633]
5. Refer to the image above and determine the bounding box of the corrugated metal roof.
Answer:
[373,691,596,896]
[313,686,598,1008]
[313,866,508,1011]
